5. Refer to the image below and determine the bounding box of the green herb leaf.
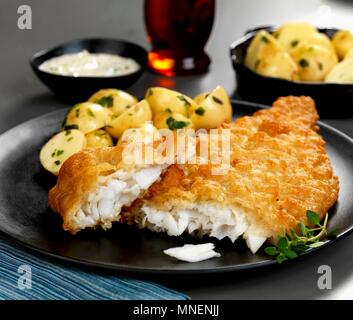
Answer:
[298,221,306,236]
[276,254,286,264]
[264,246,278,256]
[166,117,189,130]
[87,109,95,118]
[96,96,114,108]
[165,108,172,113]
[195,107,206,116]
[67,137,73,142]
[291,40,299,48]
[277,237,288,251]
[54,160,61,166]
[212,96,223,105]
[65,130,71,136]
[261,35,269,43]
[299,59,309,68]
[283,249,298,259]
[307,210,320,226]
[177,95,191,109]
[63,124,79,130]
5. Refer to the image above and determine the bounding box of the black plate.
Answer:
[230,26,353,118]
[30,38,147,103]
[0,100,353,274]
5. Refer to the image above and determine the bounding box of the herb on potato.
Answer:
[195,107,206,116]
[177,95,191,109]
[261,35,269,43]
[212,96,223,105]
[96,96,114,108]
[63,124,79,130]
[291,40,299,48]
[166,117,189,130]
[299,59,309,68]
[87,109,95,118]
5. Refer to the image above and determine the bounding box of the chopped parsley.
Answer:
[87,109,95,118]
[166,117,189,130]
[75,108,80,118]
[318,62,323,71]
[212,96,223,104]
[177,95,191,109]
[299,59,309,68]
[255,59,260,70]
[56,150,64,156]
[67,137,73,142]
[65,130,71,136]
[260,35,269,43]
[96,96,114,108]
[63,124,79,130]
[165,108,172,113]
[54,160,61,166]
[291,40,299,48]
[125,105,131,109]
[195,107,205,116]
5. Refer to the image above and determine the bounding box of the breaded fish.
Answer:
[49,96,339,253]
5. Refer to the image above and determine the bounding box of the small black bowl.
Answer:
[30,38,147,102]
[230,26,353,118]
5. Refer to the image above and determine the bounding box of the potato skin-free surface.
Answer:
[86,129,113,148]
[325,58,353,83]
[292,43,338,81]
[145,87,196,117]
[189,86,232,130]
[40,129,86,175]
[64,102,111,134]
[332,30,353,60]
[88,88,138,116]
[245,30,299,81]
[106,99,152,139]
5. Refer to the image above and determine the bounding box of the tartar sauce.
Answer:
[39,50,140,77]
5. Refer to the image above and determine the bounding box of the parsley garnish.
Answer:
[65,130,71,136]
[75,108,80,118]
[318,62,323,71]
[261,35,269,43]
[87,109,95,118]
[177,95,191,109]
[264,211,334,264]
[166,117,189,130]
[299,59,309,68]
[165,108,172,113]
[54,160,61,166]
[212,96,223,104]
[96,96,114,108]
[63,124,79,130]
[195,107,205,116]
[291,40,299,48]
[255,59,260,70]
[67,137,73,142]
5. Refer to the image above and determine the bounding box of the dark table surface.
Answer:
[1,0,353,299]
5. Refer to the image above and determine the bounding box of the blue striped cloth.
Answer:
[0,239,188,300]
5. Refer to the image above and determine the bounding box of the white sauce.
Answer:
[39,50,140,77]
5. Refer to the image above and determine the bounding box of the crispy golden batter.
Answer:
[141,96,339,237]
[48,146,123,231]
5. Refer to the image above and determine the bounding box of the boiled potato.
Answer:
[325,59,353,83]
[292,43,338,81]
[274,22,317,51]
[344,47,353,60]
[63,102,111,134]
[145,87,197,117]
[117,123,161,147]
[40,129,86,175]
[85,129,113,148]
[295,32,336,55]
[189,86,232,130]
[256,50,299,80]
[88,88,138,116]
[193,92,209,105]
[154,112,193,130]
[106,99,152,139]
[332,30,353,60]
[245,30,299,80]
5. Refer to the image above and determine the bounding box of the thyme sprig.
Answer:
[264,211,334,264]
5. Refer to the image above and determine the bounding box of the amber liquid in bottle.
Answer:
[144,0,215,76]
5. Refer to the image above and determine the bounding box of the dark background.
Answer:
[1,0,353,299]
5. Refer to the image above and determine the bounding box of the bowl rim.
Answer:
[229,25,352,87]
[29,37,148,80]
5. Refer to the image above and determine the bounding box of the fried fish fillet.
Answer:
[120,96,339,252]
[49,96,339,253]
